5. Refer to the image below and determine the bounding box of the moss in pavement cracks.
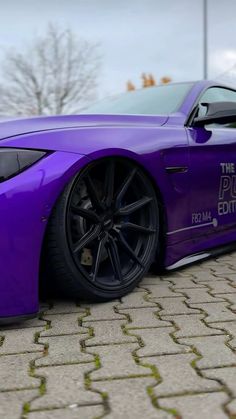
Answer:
[147,386,181,418]
[94,354,101,369]
[80,308,110,418]
[22,402,30,414]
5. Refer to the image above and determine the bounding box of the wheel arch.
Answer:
[119,156,167,269]
[39,151,167,289]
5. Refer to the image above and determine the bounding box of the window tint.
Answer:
[198,87,236,118]
[82,83,194,115]
[200,87,236,103]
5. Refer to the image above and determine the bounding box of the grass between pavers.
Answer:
[121,282,236,418]
[80,308,110,418]
[16,283,236,419]
[115,296,185,418]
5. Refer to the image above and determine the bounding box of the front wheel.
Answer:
[44,157,159,300]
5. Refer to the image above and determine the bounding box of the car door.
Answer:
[186,86,236,246]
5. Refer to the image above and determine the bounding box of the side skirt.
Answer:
[166,242,236,271]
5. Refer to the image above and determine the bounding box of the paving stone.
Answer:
[152,297,200,316]
[224,278,236,290]
[216,254,235,262]
[205,366,236,396]
[192,272,221,282]
[162,276,206,289]
[122,307,171,329]
[140,276,168,286]
[134,286,146,292]
[224,274,236,286]
[201,280,236,294]
[183,288,225,303]
[140,284,183,298]
[215,293,236,310]
[94,378,172,419]
[227,399,236,416]
[0,328,44,354]
[43,302,86,315]
[200,260,221,268]
[210,321,236,348]
[31,364,101,409]
[28,405,104,419]
[188,302,236,323]
[82,301,124,321]
[159,393,228,419]
[228,266,236,276]
[145,354,220,396]
[118,292,156,309]
[91,343,149,380]
[164,314,224,338]
[136,327,185,357]
[0,353,40,390]
[179,335,236,368]
[35,335,93,366]
[85,320,136,346]
[179,267,214,276]
[0,389,38,419]
[211,265,235,275]
[2,253,236,419]
[40,314,88,337]
[216,252,235,262]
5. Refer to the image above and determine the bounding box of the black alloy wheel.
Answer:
[45,157,159,300]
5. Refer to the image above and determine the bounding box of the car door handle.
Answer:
[165,166,188,174]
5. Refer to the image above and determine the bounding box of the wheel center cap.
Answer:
[103,216,114,231]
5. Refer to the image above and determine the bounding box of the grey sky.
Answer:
[0,0,236,98]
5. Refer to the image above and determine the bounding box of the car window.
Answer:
[198,87,236,123]
[81,83,194,115]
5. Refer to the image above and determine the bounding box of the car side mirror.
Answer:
[193,101,236,127]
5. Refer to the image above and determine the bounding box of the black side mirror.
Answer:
[193,101,236,127]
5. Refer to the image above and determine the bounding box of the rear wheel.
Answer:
[44,157,159,300]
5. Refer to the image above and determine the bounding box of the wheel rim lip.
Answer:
[65,157,159,291]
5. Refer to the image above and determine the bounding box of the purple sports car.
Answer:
[1,80,236,323]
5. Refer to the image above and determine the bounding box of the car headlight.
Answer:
[0,148,47,182]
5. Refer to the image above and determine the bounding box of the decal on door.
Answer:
[167,162,236,236]
[192,211,212,224]
[218,163,236,216]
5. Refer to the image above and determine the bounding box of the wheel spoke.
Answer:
[120,222,155,234]
[85,175,104,210]
[116,231,144,267]
[73,225,100,253]
[91,235,107,281]
[107,236,123,282]
[67,159,158,290]
[71,206,100,223]
[115,168,137,206]
[104,160,115,207]
[117,196,153,216]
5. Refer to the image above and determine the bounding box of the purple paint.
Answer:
[1,80,236,320]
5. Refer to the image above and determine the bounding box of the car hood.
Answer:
[0,114,168,140]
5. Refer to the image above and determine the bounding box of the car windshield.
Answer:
[82,82,194,115]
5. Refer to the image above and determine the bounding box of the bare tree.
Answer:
[0,25,101,115]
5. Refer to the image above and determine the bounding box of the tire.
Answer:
[44,157,159,301]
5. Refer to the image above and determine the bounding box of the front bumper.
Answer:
[0,150,88,322]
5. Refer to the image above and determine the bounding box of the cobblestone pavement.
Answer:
[1,253,236,419]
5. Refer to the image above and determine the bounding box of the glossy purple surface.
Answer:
[1,80,236,319]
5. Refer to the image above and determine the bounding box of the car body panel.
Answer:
[1,80,236,321]
[0,151,89,318]
[1,124,191,246]
[0,114,168,142]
